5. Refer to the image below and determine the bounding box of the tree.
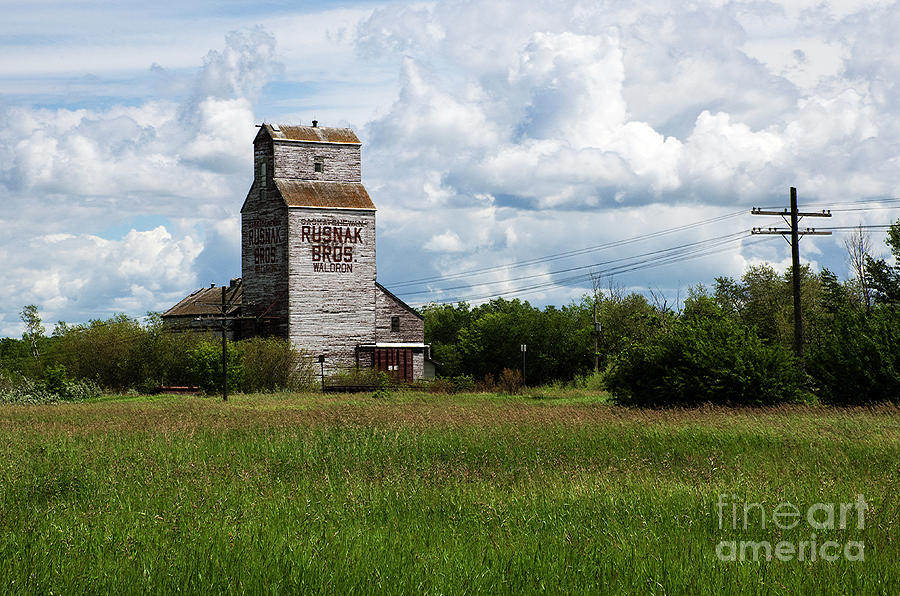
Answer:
[422,302,473,377]
[681,284,723,321]
[188,340,243,394]
[714,265,784,343]
[588,291,660,370]
[713,264,824,351]
[457,299,540,382]
[606,312,803,407]
[844,224,873,309]
[20,305,45,360]
[807,307,900,404]
[424,297,594,384]
[818,268,854,316]
[53,314,146,389]
[864,219,900,305]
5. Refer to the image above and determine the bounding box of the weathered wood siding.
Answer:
[273,141,361,182]
[375,286,426,380]
[414,350,424,381]
[287,207,376,369]
[240,125,426,378]
[240,140,289,338]
[375,286,424,343]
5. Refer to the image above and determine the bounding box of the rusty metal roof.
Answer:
[264,123,360,144]
[162,282,242,318]
[275,179,375,210]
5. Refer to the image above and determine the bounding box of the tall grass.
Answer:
[0,395,898,594]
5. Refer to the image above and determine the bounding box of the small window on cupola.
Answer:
[314,158,324,173]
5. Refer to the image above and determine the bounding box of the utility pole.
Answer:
[589,271,603,373]
[221,286,228,402]
[520,344,527,388]
[193,282,244,402]
[751,187,831,359]
[593,302,599,373]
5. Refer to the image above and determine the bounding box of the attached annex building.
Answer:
[163,122,432,381]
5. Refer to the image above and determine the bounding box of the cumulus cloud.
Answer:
[0,28,282,335]
[191,27,282,103]
[5,228,201,327]
[4,0,900,331]
[424,231,464,253]
[358,0,900,306]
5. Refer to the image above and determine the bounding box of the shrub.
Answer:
[807,307,900,404]
[449,374,475,392]
[187,340,244,394]
[0,371,56,404]
[428,378,454,394]
[143,327,209,388]
[0,369,100,404]
[497,368,523,395]
[42,364,101,401]
[325,367,379,390]
[54,378,102,401]
[372,371,392,399]
[572,370,605,391]
[474,373,495,393]
[238,337,315,392]
[606,315,803,407]
[52,314,147,390]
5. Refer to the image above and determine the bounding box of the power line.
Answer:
[759,197,900,211]
[828,206,900,213]
[818,225,893,231]
[413,234,750,302]
[386,208,749,288]
[390,202,898,291]
[410,233,759,306]
[416,236,760,306]
[404,219,896,307]
[397,231,748,298]
[395,197,897,305]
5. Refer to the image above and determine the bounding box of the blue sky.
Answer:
[1,0,899,336]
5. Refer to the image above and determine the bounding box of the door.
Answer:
[375,347,413,383]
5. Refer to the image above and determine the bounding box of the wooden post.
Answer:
[750,188,832,364]
[221,286,228,402]
[593,302,599,373]
[790,187,803,360]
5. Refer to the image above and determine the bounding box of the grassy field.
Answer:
[1,391,898,594]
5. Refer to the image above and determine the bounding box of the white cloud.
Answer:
[358,0,900,306]
[3,0,900,333]
[0,27,281,334]
[682,111,786,196]
[1,226,202,335]
[424,231,464,253]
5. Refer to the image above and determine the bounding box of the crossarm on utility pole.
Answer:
[750,188,833,361]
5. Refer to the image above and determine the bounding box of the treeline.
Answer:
[425,221,900,405]
[3,221,898,406]
[1,313,314,403]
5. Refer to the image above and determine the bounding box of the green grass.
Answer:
[1,393,898,594]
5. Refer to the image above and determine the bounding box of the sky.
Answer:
[2,0,900,336]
